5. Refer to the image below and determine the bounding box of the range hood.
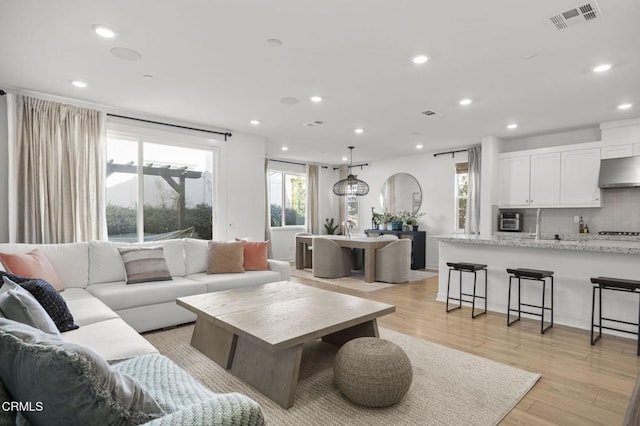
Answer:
[598,156,640,188]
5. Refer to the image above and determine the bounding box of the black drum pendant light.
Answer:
[333,146,369,196]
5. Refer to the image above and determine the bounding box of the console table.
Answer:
[364,229,426,270]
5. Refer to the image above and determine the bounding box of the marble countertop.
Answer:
[433,233,640,255]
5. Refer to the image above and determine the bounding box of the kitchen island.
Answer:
[436,234,640,334]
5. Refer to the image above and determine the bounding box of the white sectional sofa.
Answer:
[1,238,285,425]
[0,238,291,360]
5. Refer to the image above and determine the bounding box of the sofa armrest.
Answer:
[268,259,291,281]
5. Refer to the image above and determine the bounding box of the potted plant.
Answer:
[405,211,425,231]
[371,209,384,230]
[381,212,394,230]
[324,218,339,235]
[391,214,404,231]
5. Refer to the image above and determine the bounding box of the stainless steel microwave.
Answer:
[499,212,523,232]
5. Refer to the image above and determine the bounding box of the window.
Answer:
[455,162,469,232]
[269,170,306,227]
[106,131,216,242]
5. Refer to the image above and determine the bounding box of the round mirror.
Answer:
[379,173,422,214]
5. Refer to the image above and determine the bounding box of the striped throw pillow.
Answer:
[117,247,172,284]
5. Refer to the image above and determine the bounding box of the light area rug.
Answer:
[144,324,540,426]
[290,267,438,292]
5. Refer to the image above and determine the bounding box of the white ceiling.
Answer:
[1,0,638,164]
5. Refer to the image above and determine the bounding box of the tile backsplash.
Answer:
[502,187,640,234]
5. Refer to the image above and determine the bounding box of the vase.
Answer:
[412,225,418,231]
[391,221,403,231]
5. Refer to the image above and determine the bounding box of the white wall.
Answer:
[222,132,267,242]
[0,96,8,243]
[354,150,468,269]
[500,127,601,153]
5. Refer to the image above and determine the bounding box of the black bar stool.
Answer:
[590,277,640,356]
[445,262,487,318]
[506,268,554,334]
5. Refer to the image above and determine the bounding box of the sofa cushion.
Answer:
[207,241,244,274]
[0,243,90,289]
[118,246,172,284]
[1,272,79,332]
[60,288,120,326]
[0,249,64,291]
[89,240,186,284]
[188,270,283,292]
[62,318,159,361]
[0,319,164,425]
[237,240,269,271]
[0,278,59,335]
[86,277,207,311]
[184,238,208,275]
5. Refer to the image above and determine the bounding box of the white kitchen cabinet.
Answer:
[499,155,530,207]
[601,144,633,159]
[560,148,601,207]
[529,153,561,206]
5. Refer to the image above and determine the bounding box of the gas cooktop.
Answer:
[598,231,640,236]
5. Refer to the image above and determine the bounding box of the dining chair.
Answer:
[312,237,352,278]
[375,239,411,283]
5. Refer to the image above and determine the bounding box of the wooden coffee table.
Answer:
[176,281,395,408]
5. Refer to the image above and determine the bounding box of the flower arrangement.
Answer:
[393,210,425,230]
[342,219,357,238]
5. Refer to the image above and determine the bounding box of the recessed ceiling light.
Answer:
[280,97,300,105]
[412,55,429,64]
[143,74,153,80]
[618,103,633,110]
[110,47,142,61]
[507,123,518,129]
[416,144,424,149]
[354,128,364,134]
[281,146,289,151]
[250,120,260,125]
[342,156,348,161]
[70,80,87,88]
[310,96,323,103]
[92,24,116,39]
[593,64,612,73]
[459,98,472,106]
[265,38,283,47]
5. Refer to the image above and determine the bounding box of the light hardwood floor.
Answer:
[290,271,640,425]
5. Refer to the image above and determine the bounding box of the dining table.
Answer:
[295,235,395,283]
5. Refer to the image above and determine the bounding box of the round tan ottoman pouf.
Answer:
[334,337,412,407]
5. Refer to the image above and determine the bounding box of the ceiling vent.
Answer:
[549,1,602,30]
[303,120,324,127]
[421,110,442,117]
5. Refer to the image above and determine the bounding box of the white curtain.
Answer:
[8,95,106,243]
[337,165,348,235]
[264,158,273,257]
[465,145,481,234]
[306,164,319,234]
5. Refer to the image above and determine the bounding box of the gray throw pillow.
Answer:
[118,246,173,284]
[0,318,164,425]
[0,378,16,426]
[0,277,59,335]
